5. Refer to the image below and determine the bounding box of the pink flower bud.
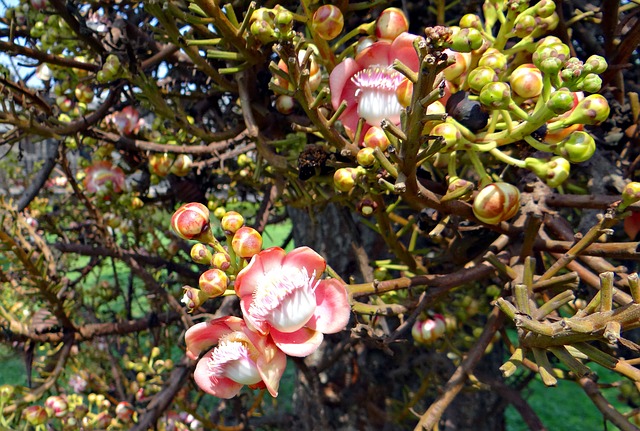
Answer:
[199,268,229,297]
[509,64,543,99]
[45,395,68,418]
[171,203,210,241]
[115,401,134,422]
[473,182,520,225]
[363,126,390,151]
[231,227,263,258]
[443,50,470,84]
[23,405,48,425]
[412,314,446,345]
[220,211,245,234]
[478,48,507,74]
[430,122,462,152]
[312,5,344,40]
[375,7,409,41]
[395,78,413,108]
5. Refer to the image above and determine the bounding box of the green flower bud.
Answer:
[562,94,610,126]
[513,14,536,38]
[181,286,209,313]
[473,182,521,225]
[579,73,602,93]
[450,27,484,52]
[250,19,277,44]
[431,122,462,152]
[479,81,512,110]
[584,55,608,74]
[621,182,640,210]
[533,42,570,74]
[546,89,575,114]
[23,405,48,426]
[333,167,358,192]
[357,147,377,168]
[468,66,498,94]
[560,58,584,85]
[459,14,482,29]
[441,177,474,202]
[525,156,571,188]
[534,0,556,18]
[220,210,245,234]
[478,48,508,74]
[275,9,293,28]
[0,385,14,403]
[556,131,596,163]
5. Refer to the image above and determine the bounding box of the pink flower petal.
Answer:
[355,40,393,68]
[330,58,360,110]
[240,295,269,335]
[193,352,243,399]
[339,104,361,137]
[235,247,286,298]
[389,32,420,71]
[256,344,287,397]
[184,316,243,360]
[270,327,324,357]
[282,246,326,280]
[307,279,351,334]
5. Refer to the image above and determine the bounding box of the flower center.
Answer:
[208,337,262,386]
[351,66,404,126]
[249,268,319,333]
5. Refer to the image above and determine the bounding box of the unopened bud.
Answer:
[190,243,213,265]
[510,64,543,99]
[467,66,498,94]
[562,94,610,126]
[181,286,208,313]
[231,227,263,258]
[220,211,245,234]
[621,182,640,211]
[334,167,358,192]
[375,7,409,40]
[171,203,211,241]
[479,81,512,110]
[431,122,462,152]
[357,147,377,168]
[556,131,595,163]
[450,27,484,52]
[199,268,229,297]
[478,48,507,74]
[170,154,192,177]
[412,314,446,345]
[312,5,344,40]
[212,251,231,270]
[525,156,571,188]
[473,182,520,225]
[363,126,390,151]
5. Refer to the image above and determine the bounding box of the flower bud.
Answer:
[546,89,575,114]
[23,405,48,426]
[459,14,482,29]
[479,82,512,110]
[220,211,245,234]
[312,5,344,40]
[441,177,474,202]
[396,78,414,108]
[422,100,447,134]
[621,182,640,210]
[250,19,277,44]
[357,147,377,168]
[431,122,462,152]
[412,314,446,345]
[363,126,391,151]
[232,227,263,259]
[375,7,409,41]
[533,42,570,74]
[171,202,210,241]
[275,95,295,115]
[213,206,226,219]
[94,411,112,428]
[75,83,94,104]
[190,243,212,265]
[509,64,543,99]
[513,14,536,38]
[584,55,608,75]
[334,167,358,192]
[450,27,484,52]
[525,156,571,188]
[579,73,602,93]
[562,94,610,126]
[556,131,595,163]
[45,395,68,418]
[212,251,231,270]
[356,197,379,217]
[442,49,470,84]
[467,66,498,94]
[115,401,134,422]
[170,154,192,177]
[148,153,174,177]
[534,0,556,18]
[199,268,229,297]
[181,286,209,312]
[473,182,520,225]
[478,48,507,74]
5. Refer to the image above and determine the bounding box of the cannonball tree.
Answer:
[1,0,640,429]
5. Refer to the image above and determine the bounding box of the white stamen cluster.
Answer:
[249,269,319,321]
[351,66,405,126]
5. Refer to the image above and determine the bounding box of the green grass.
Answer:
[0,345,27,387]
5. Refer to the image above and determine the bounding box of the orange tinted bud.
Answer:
[472,182,520,225]
[171,203,210,240]
[190,243,212,265]
[231,227,263,258]
[509,64,543,99]
[148,153,174,177]
[363,126,390,151]
[23,405,48,426]
[312,5,344,40]
[442,50,469,84]
[220,211,244,234]
[375,7,409,40]
[333,167,357,192]
[170,154,193,177]
[396,78,413,108]
[357,147,377,168]
[199,268,229,297]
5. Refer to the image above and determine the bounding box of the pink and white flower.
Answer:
[235,247,351,357]
[83,161,126,196]
[329,32,419,137]
[185,316,286,399]
[111,106,142,136]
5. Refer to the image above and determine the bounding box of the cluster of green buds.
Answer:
[171,203,263,312]
[339,0,610,225]
[249,5,295,45]
[97,54,125,84]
